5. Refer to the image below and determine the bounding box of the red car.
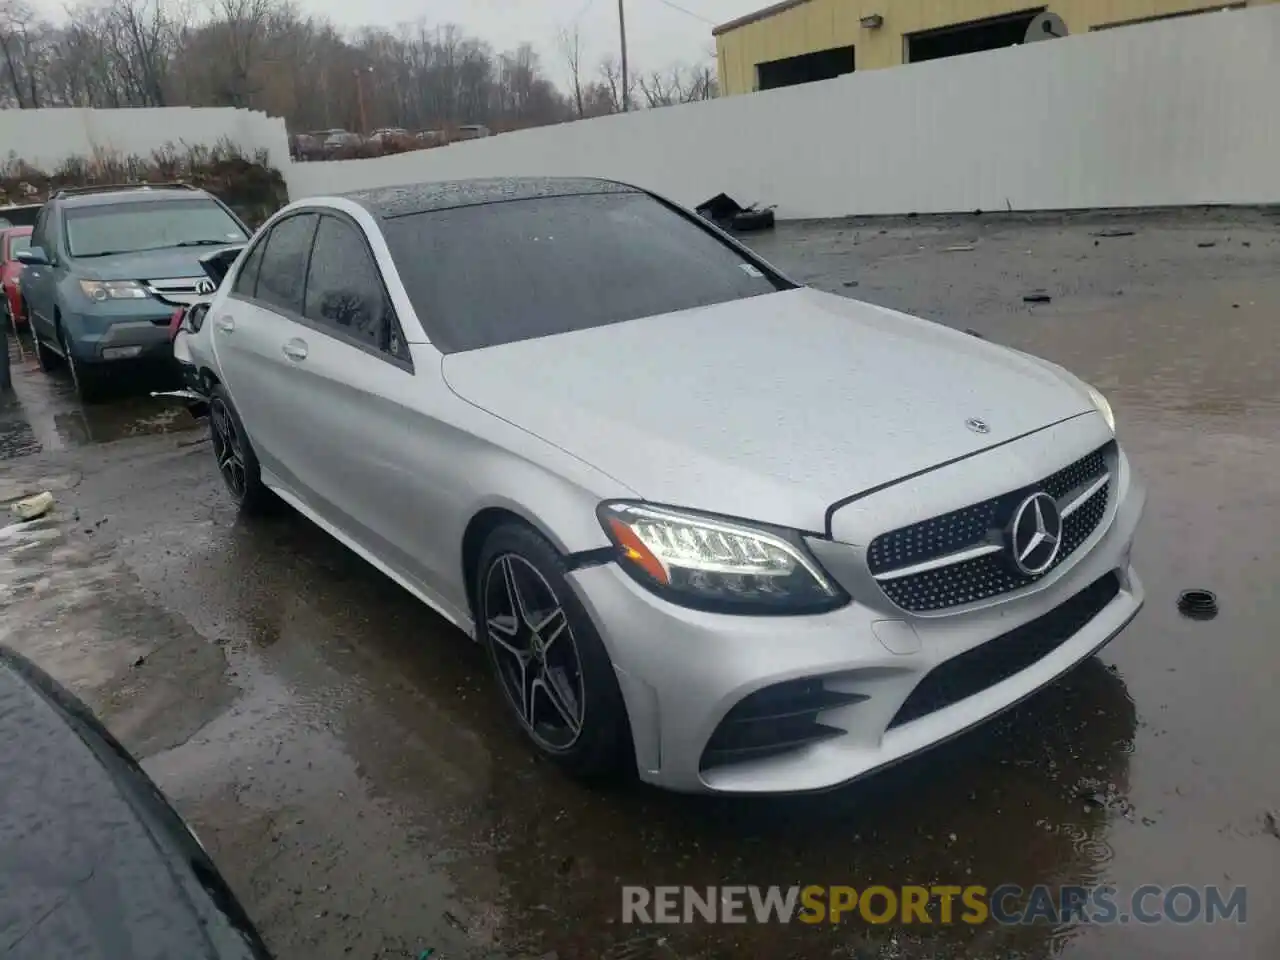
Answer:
[1,225,33,329]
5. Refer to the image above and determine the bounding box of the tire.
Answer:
[475,522,633,781]
[208,382,276,514]
[60,325,107,403]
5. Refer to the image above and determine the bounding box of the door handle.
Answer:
[215,316,235,334]
[282,339,308,362]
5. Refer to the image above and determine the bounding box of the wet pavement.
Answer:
[1,207,1278,959]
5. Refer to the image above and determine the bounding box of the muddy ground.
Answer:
[1,207,1277,959]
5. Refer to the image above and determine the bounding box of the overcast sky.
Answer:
[33,0,768,88]
[316,0,763,83]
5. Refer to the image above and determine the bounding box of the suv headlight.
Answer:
[79,279,149,302]
[1086,384,1115,433]
[597,502,848,615]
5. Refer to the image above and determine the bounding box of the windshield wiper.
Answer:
[175,239,243,247]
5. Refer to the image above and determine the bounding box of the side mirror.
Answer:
[15,247,49,267]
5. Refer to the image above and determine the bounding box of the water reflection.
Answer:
[174,507,1137,960]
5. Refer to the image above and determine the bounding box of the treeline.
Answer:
[0,0,716,135]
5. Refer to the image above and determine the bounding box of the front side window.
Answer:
[381,191,790,353]
[233,238,267,297]
[8,234,31,257]
[64,198,248,258]
[256,213,318,315]
[303,215,385,349]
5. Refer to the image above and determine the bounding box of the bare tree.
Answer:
[0,0,44,107]
[557,24,584,119]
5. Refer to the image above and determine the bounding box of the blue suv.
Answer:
[18,184,250,401]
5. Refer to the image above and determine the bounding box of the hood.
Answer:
[75,247,224,282]
[442,288,1094,532]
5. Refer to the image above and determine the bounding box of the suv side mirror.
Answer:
[15,247,49,266]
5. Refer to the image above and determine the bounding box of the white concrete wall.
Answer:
[0,107,290,174]
[286,5,1280,218]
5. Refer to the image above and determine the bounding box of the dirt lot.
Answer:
[2,207,1278,960]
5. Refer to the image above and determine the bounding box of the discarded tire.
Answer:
[730,208,775,232]
[1177,589,1218,619]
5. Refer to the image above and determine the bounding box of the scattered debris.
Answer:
[132,654,147,668]
[1197,241,1216,248]
[842,279,859,288]
[1023,290,1052,304]
[964,328,985,339]
[1177,589,1218,619]
[1242,241,1251,247]
[943,243,976,252]
[694,192,776,233]
[1091,228,1136,238]
[1264,811,1280,840]
[1233,303,1240,309]
[10,491,54,521]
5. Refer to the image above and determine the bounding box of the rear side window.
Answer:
[381,192,789,353]
[256,213,318,315]
[233,238,266,297]
[303,215,385,348]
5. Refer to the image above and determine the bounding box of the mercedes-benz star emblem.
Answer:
[1008,492,1063,576]
[965,417,990,434]
[194,279,215,295]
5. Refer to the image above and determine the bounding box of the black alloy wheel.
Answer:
[207,383,274,514]
[485,552,586,752]
[476,523,633,779]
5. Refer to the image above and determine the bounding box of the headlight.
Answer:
[1086,384,1115,433]
[79,279,149,302]
[597,502,848,614]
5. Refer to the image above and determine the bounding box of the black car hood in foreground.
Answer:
[0,646,271,960]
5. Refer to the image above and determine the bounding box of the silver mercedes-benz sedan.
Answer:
[186,177,1145,794]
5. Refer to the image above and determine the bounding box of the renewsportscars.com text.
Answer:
[621,884,1247,926]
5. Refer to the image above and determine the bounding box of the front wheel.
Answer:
[476,522,633,781]
[58,325,111,403]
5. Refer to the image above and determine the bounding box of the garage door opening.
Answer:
[756,45,854,92]
[906,8,1045,64]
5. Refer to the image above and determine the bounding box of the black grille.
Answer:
[888,571,1121,729]
[868,443,1113,613]
[700,678,865,771]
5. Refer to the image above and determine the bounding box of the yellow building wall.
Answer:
[716,0,1270,95]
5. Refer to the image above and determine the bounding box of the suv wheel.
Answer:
[475,522,633,781]
[60,326,106,403]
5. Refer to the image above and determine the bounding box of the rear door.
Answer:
[22,205,56,341]
[277,212,428,585]
[213,211,318,489]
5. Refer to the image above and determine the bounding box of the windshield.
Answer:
[64,198,248,258]
[382,192,790,353]
[7,234,30,257]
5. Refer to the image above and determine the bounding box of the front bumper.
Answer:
[62,308,176,363]
[569,445,1145,795]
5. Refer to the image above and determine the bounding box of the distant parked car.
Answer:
[0,201,44,229]
[1,225,33,329]
[456,124,491,140]
[320,129,362,152]
[17,183,250,402]
[291,132,324,161]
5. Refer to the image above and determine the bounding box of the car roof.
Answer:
[343,176,639,219]
[56,188,213,208]
[1,225,32,235]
